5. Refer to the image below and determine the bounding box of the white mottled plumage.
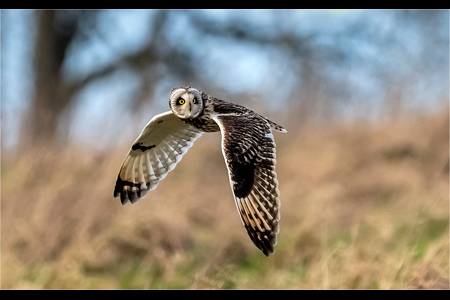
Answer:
[114,111,202,199]
[114,86,286,256]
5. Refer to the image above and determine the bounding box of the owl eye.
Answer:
[193,98,197,104]
[177,98,185,105]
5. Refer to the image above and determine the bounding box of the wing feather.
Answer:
[212,112,285,256]
[114,111,203,204]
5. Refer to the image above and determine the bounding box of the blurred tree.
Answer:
[187,10,351,125]
[26,10,73,145]
[21,10,203,147]
[23,10,100,146]
[13,9,449,149]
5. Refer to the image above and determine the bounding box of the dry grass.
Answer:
[1,109,449,289]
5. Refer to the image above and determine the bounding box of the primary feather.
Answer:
[114,111,202,204]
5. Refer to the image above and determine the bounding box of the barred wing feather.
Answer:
[114,111,203,204]
[212,113,284,257]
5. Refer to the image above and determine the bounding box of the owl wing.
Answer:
[114,111,203,204]
[212,112,285,257]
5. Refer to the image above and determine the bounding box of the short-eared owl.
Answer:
[114,87,287,256]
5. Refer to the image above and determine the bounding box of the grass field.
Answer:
[1,109,449,289]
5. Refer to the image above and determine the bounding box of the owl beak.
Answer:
[186,93,193,118]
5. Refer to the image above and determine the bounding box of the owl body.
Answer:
[114,86,286,256]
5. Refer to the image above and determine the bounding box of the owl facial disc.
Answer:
[169,87,203,120]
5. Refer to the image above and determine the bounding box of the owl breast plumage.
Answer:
[114,86,287,256]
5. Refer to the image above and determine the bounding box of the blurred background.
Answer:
[1,9,449,289]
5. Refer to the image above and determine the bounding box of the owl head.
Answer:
[169,86,204,120]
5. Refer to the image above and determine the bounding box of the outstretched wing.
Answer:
[114,111,203,204]
[212,112,286,257]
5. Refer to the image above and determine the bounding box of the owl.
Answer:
[114,86,287,256]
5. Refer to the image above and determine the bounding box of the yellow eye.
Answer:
[178,98,185,105]
[193,98,197,104]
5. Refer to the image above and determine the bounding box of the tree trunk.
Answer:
[22,10,72,147]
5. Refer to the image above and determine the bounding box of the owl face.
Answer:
[169,87,204,120]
